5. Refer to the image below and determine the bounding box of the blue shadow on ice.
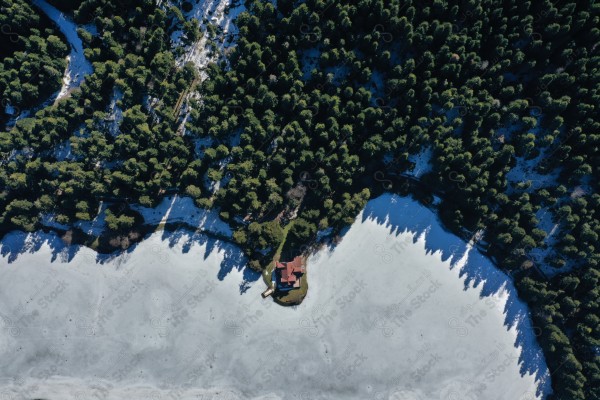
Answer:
[0,192,553,392]
[0,229,259,296]
[147,196,259,294]
[361,193,552,397]
[162,229,260,294]
[0,229,80,264]
[0,195,257,294]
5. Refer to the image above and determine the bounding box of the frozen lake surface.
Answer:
[0,194,551,399]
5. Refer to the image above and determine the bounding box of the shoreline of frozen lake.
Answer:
[0,194,551,399]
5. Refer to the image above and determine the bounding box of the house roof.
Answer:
[276,256,305,285]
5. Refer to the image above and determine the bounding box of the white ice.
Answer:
[0,194,551,400]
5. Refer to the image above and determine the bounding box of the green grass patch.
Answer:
[262,220,295,288]
[262,220,309,305]
[274,220,294,261]
[273,259,308,306]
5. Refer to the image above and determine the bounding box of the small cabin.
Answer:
[274,256,305,291]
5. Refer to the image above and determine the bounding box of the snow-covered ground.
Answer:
[0,194,550,400]
[52,139,74,161]
[301,48,321,80]
[73,202,109,237]
[193,136,215,158]
[530,208,574,279]
[39,214,70,231]
[407,147,434,178]
[105,89,124,137]
[166,0,246,136]
[535,208,559,245]
[171,0,245,74]
[506,155,560,194]
[130,195,232,238]
[31,0,93,101]
[495,124,521,144]
[4,103,16,116]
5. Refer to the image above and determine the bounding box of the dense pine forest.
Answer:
[0,0,599,398]
[0,0,68,122]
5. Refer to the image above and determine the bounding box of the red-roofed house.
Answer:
[275,256,305,291]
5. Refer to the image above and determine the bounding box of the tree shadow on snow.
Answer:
[0,226,258,296]
[127,195,256,293]
[0,230,81,265]
[0,193,552,394]
[158,228,260,294]
[360,193,552,397]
